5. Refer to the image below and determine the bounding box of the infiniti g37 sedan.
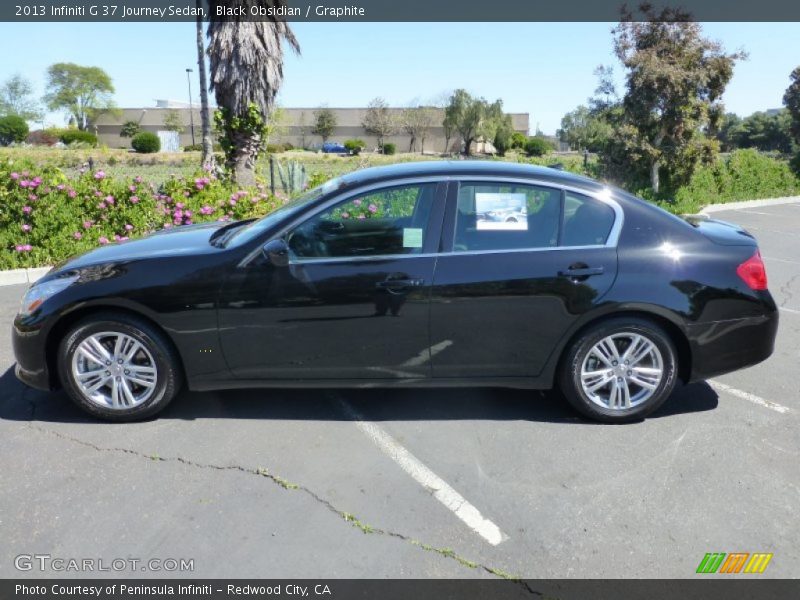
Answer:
[12,162,778,422]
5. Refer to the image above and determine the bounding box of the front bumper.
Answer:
[687,309,779,382]
[12,315,53,391]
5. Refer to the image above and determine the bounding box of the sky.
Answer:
[0,21,798,134]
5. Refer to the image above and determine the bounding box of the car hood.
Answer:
[52,221,226,273]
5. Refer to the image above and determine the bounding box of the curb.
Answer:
[0,267,52,288]
[700,196,800,215]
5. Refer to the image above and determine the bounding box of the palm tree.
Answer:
[196,0,214,168]
[207,0,299,185]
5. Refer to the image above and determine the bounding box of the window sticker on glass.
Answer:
[475,193,528,230]
[403,227,424,248]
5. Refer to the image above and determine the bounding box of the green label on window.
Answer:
[403,228,423,248]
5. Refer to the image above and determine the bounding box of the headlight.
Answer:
[19,275,79,317]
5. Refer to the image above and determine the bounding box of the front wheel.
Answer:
[558,317,678,423]
[57,312,183,422]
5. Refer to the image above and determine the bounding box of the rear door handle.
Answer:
[558,266,604,277]
[376,278,425,289]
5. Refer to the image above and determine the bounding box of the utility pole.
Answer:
[185,68,196,146]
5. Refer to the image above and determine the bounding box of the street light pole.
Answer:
[186,68,196,146]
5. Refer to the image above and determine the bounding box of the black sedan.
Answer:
[12,161,778,422]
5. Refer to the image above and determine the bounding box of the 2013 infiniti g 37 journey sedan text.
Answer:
[12,162,778,422]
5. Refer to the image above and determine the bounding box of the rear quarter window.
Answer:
[562,192,616,246]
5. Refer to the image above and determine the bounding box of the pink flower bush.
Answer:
[73,232,82,240]
[22,206,32,214]
[94,171,106,180]
[21,224,31,232]
[15,244,33,252]
[98,237,109,245]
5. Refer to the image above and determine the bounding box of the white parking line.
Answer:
[708,380,791,414]
[738,210,779,216]
[780,306,800,315]
[333,395,508,546]
[763,256,800,266]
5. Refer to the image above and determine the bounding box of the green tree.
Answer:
[43,63,115,130]
[492,114,515,156]
[557,105,614,151]
[0,115,29,145]
[119,120,140,138]
[444,89,483,155]
[784,66,800,146]
[0,74,43,121]
[311,107,336,143]
[208,0,300,185]
[401,105,437,153]
[163,109,186,134]
[362,97,398,152]
[610,6,746,193]
[443,90,508,156]
[727,110,793,153]
[714,112,742,152]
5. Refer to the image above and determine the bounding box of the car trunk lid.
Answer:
[682,214,758,246]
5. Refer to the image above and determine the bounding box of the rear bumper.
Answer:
[686,310,778,382]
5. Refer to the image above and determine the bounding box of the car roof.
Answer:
[337,160,606,192]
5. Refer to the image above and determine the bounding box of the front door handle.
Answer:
[558,266,604,278]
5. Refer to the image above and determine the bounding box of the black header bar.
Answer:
[2,0,800,23]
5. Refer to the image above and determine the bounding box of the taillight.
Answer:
[737,249,768,290]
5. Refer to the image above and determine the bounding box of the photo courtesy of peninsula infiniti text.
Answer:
[12,162,778,422]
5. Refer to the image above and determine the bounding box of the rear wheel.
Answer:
[57,312,182,421]
[558,317,678,422]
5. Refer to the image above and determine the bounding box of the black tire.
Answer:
[558,317,678,423]
[57,311,183,422]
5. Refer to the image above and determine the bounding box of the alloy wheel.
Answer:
[579,333,664,410]
[70,331,158,410]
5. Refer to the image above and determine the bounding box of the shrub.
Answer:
[670,149,800,214]
[382,143,396,155]
[0,159,285,269]
[0,115,30,146]
[524,136,553,157]
[266,142,294,153]
[26,129,60,146]
[344,139,365,155]
[131,131,160,154]
[59,130,97,146]
[183,143,222,152]
[511,132,527,150]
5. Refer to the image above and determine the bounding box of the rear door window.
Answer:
[453,182,561,252]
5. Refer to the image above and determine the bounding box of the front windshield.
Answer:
[224,177,342,248]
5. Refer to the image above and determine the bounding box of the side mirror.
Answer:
[262,239,289,267]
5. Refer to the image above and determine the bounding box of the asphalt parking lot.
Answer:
[1,199,798,580]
